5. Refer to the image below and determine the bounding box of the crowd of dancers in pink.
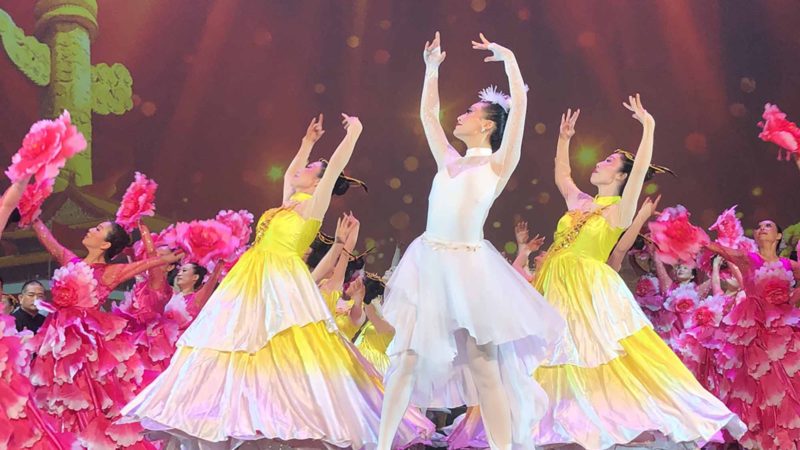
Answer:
[1,32,800,450]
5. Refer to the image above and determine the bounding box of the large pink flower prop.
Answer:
[709,205,744,247]
[175,220,236,266]
[5,110,87,183]
[648,205,709,267]
[215,209,254,247]
[51,261,99,309]
[757,103,800,160]
[116,172,158,232]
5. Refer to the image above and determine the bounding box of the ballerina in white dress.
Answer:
[377,32,565,450]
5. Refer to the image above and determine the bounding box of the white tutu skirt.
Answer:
[383,234,566,442]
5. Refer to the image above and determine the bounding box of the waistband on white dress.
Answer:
[421,233,483,252]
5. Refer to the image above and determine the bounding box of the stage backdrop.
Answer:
[2,0,800,274]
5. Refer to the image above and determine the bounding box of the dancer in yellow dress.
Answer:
[532,98,745,449]
[122,114,432,449]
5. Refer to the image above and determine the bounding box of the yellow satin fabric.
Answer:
[254,192,319,256]
[321,289,362,341]
[539,195,624,264]
[355,321,394,375]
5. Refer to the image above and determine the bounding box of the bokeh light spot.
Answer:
[729,103,746,118]
[346,35,360,48]
[141,101,157,117]
[402,194,413,204]
[740,77,756,93]
[388,177,402,189]
[374,49,391,64]
[504,241,518,254]
[390,212,410,230]
[403,156,419,172]
[537,192,551,204]
[752,186,763,197]
[267,165,284,182]
[534,123,546,134]
[576,146,599,168]
[644,183,659,195]
[470,0,487,13]
[684,132,707,154]
[493,221,502,229]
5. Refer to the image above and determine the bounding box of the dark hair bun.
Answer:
[333,175,351,196]
[363,276,385,305]
[306,237,333,268]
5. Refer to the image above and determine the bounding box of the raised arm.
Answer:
[0,175,30,235]
[471,34,527,189]
[138,222,168,292]
[192,261,224,311]
[311,214,352,283]
[608,196,660,272]
[710,256,725,296]
[652,253,674,295]
[420,31,450,169]
[512,250,533,282]
[320,215,359,294]
[616,94,655,228]
[305,115,363,221]
[33,219,77,265]
[101,250,183,291]
[554,109,586,208]
[706,242,750,272]
[511,221,543,282]
[283,115,325,203]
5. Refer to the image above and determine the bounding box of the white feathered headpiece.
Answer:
[478,85,529,113]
